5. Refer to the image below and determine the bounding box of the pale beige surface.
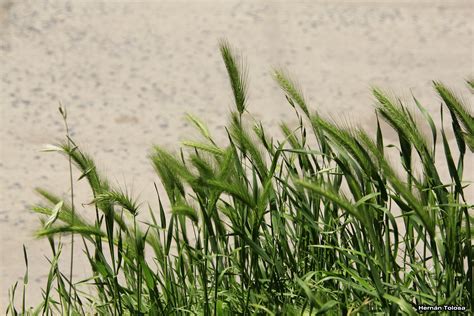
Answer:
[1,0,473,308]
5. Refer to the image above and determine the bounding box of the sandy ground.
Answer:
[0,0,472,309]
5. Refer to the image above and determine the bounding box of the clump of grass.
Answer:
[7,42,473,315]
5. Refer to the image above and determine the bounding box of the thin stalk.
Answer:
[59,104,75,316]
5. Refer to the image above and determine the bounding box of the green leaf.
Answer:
[382,294,416,315]
[172,203,199,224]
[44,201,63,229]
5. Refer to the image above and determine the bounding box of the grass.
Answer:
[6,42,473,315]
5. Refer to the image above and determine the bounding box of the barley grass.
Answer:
[6,43,473,315]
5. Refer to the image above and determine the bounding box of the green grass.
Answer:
[7,43,473,315]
